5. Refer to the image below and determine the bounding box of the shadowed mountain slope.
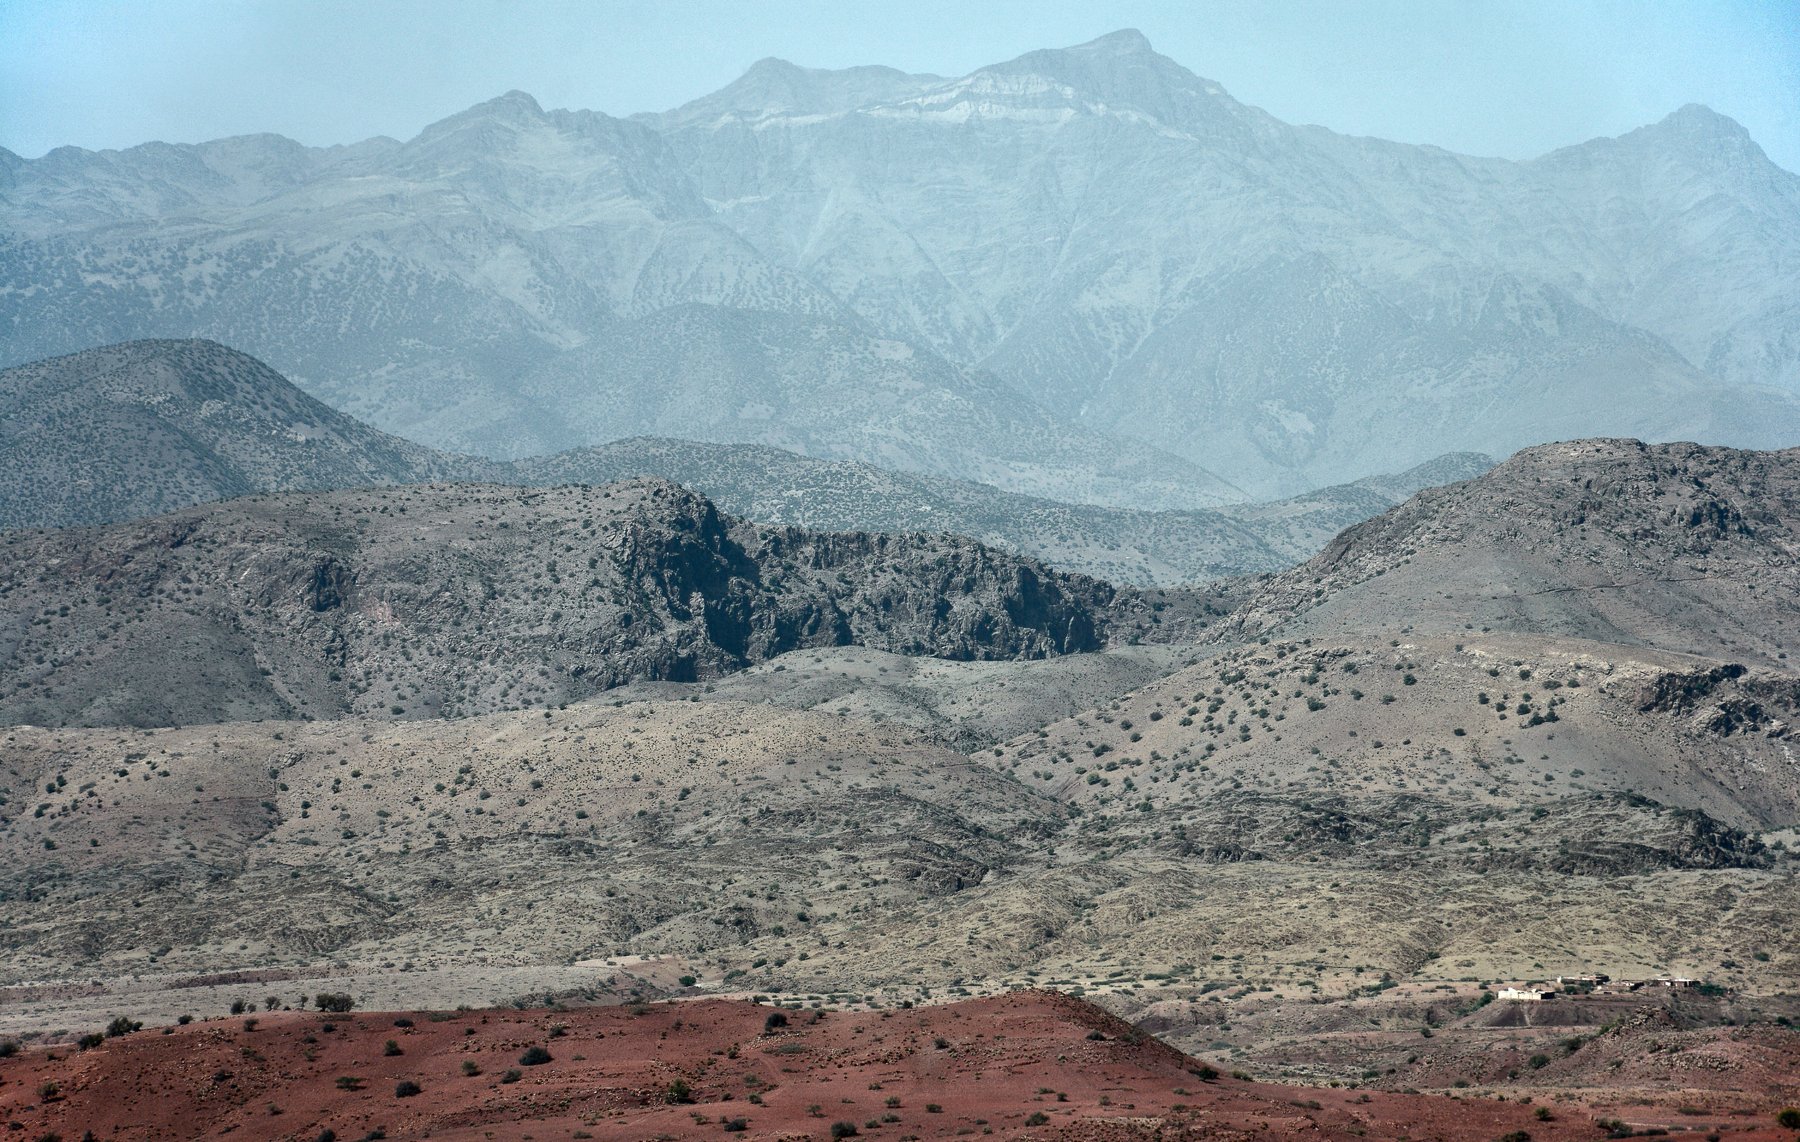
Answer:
[0,340,494,530]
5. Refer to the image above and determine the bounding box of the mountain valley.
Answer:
[3,25,1800,1140]
[0,440,1795,1140]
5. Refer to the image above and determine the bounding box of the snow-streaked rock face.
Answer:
[3,30,1797,499]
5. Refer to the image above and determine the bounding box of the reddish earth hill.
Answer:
[0,990,1791,1141]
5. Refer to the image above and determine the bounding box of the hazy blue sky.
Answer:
[4,0,1797,171]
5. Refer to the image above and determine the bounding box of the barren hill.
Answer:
[2,439,1797,1100]
[0,340,490,530]
[3,992,1701,1142]
[1,637,1792,1022]
[1224,439,1800,665]
[0,479,1194,728]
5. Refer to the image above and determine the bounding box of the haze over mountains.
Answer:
[5,30,1799,499]
[0,339,1495,584]
[2,26,1799,1137]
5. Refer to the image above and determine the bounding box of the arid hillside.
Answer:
[1224,439,1800,666]
[1,438,1796,1107]
[0,479,1201,727]
[1005,632,1800,831]
[0,340,489,530]
[12,991,1791,1142]
[2,646,1793,1032]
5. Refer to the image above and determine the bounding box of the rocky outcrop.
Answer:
[1216,440,1800,666]
[0,478,1185,727]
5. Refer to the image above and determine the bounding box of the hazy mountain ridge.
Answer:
[4,31,1796,499]
[0,339,501,530]
[0,340,1490,584]
[0,82,1240,510]
[520,435,1496,584]
[651,33,1800,491]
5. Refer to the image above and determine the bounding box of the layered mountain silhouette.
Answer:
[4,32,1796,499]
[0,340,1492,583]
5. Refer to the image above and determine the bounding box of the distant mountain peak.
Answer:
[1070,28,1156,55]
[416,89,548,140]
[1616,102,1771,169]
[489,89,545,114]
[1655,102,1751,140]
[646,57,941,127]
[742,56,804,78]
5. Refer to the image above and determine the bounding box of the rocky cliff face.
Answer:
[0,478,1191,727]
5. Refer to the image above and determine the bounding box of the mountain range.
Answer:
[4,30,1797,500]
[2,30,1799,1129]
[0,339,1494,584]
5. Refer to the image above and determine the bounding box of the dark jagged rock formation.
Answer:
[0,478,1193,728]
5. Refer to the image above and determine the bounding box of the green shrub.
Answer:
[394,1080,421,1098]
[314,992,355,1013]
[519,1046,553,1066]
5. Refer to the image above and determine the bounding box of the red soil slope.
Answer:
[0,991,1791,1141]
